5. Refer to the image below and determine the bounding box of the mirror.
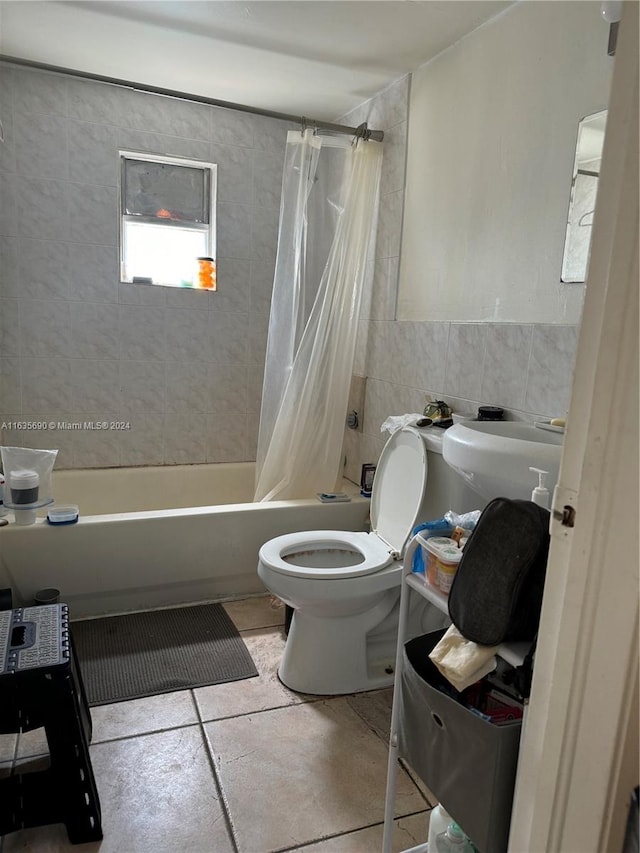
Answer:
[561,110,607,283]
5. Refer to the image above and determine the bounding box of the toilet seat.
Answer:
[259,427,430,581]
[259,530,394,580]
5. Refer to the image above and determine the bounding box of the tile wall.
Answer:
[0,62,294,468]
[339,77,580,482]
[0,62,580,476]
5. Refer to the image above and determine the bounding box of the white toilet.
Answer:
[257,426,457,695]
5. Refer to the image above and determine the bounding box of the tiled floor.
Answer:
[0,596,435,853]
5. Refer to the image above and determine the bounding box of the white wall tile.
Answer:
[118,414,164,467]
[217,203,253,260]
[68,183,117,244]
[73,423,121,468]
[0,358,21,411]
[68,121,118,186]
[208,312,249,364]
[0,298,20,356]
[210,107,255,148]
[164,308,210,363]
[524,324,578,418]
[118,305,167,361]
[481,324,533,411]
[253,150,283,208]
[12,68,68,116]
[206,413,248,463]
[413,321,450,392]
[118,128,210,162]
[0,111,15,174]
[18,238,70,301]
[122,89,209,141]
[0,172,16,237]
[70,359,121,411]
[251,116,292,152]
[0,238,19,299]
[14,112,69,180]
[70,302,120,359]
[208,363,248,414]
[248,261,274,315]
[21,358,74,412]
[164,285,210,310]
[444,323,487,400]
[19,299,71,358]
[68,244,119,303]
[211,142,253,204]
[14,176,70,240]
[251,206,279,262]
[67,77,132,126]
[163,413,206,464]
[165,361,209,414]
[119,360,165,414]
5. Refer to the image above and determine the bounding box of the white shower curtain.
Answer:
[254,129,383,501]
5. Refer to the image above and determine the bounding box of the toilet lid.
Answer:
[370,426,428,556]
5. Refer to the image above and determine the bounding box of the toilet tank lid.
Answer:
[370,427,429,556]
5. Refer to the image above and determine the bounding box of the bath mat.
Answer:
[71,603,258,706]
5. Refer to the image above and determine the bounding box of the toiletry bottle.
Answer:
[435,822,475,852]
[529,467,550,509]
[428,804,454,850]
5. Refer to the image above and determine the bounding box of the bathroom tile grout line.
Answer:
[195,708,242,853]
[266,807,433,853]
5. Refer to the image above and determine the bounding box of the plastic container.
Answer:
[47,505,79,525]
[422,536,464,593]
[435,822,475,852]
[428,804,455,850]
[9,469,40,505]
[196,257,216,290]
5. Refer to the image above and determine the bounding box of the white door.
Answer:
[509,4,639,852]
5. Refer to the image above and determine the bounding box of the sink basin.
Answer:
[442,420,563,501]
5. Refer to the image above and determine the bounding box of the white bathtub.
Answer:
[0,463,369,618]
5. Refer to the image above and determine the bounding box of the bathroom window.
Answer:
[119,151,217,288]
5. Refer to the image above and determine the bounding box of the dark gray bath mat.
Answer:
[71,603,258,706]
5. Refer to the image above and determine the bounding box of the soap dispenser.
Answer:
[529,467,550,509]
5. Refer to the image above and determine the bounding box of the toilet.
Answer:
[257,425,457,695]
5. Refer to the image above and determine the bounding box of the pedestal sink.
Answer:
[442,420,564,501]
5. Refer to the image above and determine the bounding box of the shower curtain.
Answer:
[254,129,383,501]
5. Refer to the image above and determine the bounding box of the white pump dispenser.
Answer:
[529,467,550,509]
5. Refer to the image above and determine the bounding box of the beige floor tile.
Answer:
[0,732,16,763]
[15,691,199,759]
[223,594,285,631]
[289,811,430,852]
[90,689,198,743]
[4,726,233,853]
[205,698,426,853]
[346,687,394,744]
[194,626,313,721]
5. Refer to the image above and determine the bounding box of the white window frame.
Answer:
[118,150,217,288]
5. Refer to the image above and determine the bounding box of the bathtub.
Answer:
[0,463,369,618]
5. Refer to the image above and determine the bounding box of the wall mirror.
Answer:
[561,109,607,283]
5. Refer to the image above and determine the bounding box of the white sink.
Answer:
[442,420,564,501]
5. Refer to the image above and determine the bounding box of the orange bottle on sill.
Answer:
[197,257,217,290]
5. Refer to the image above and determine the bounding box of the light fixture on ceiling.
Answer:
[601,1,623,55]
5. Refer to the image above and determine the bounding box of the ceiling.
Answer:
[0,1,512,120]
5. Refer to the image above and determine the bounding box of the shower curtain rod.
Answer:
[0,56,384,143]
